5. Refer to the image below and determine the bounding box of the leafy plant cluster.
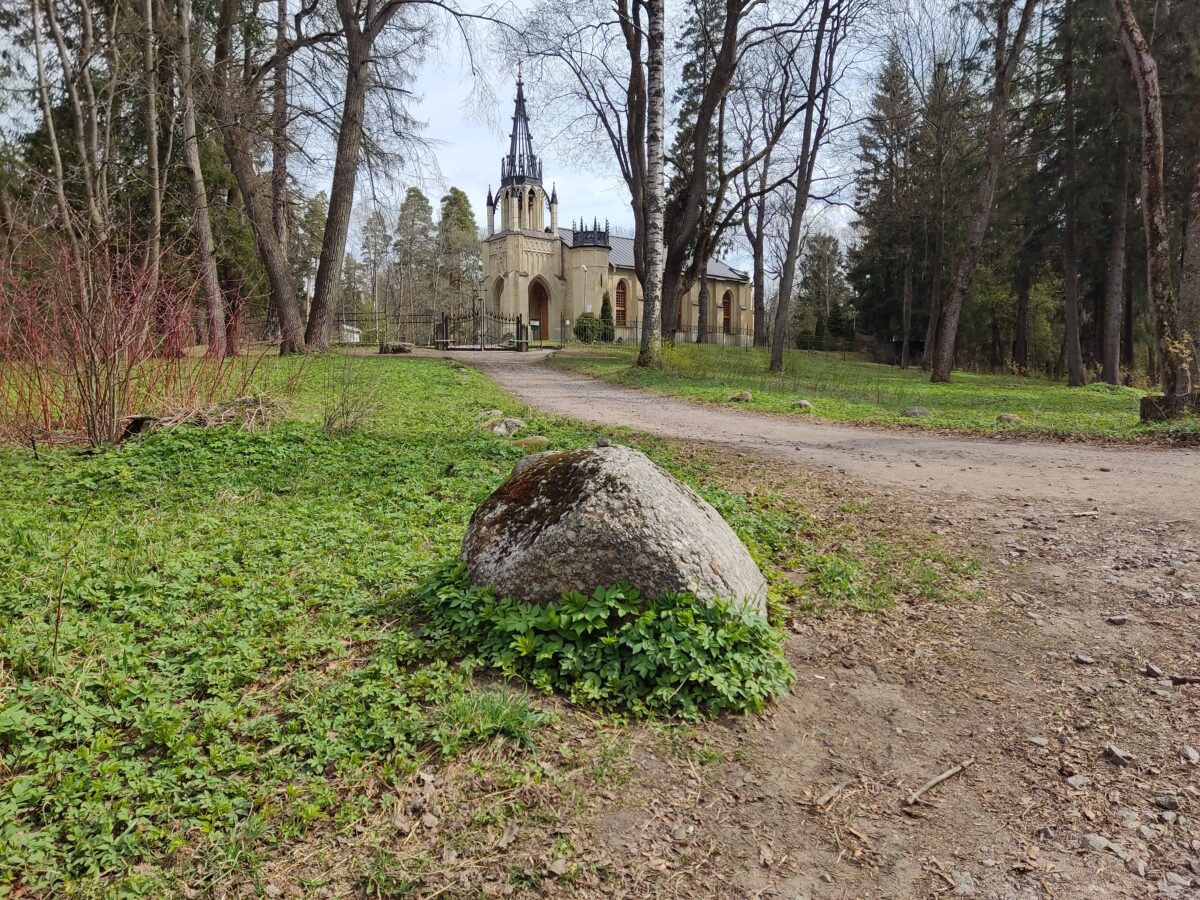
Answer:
[417,562,795,719]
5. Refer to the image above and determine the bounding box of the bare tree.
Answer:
[177,0,226,357]
[930,0,1038,383]
[768,0,860,374]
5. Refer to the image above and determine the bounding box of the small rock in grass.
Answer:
[951,871,975,895]
[512,435,550,452]
[477,408,504,421]
[792,399,814,411]
[1029,736,1050,748]
[1106,745,1134,766]
[1066,774,1093,789]
[671,825,688,842]
[729,390,752,402]
[997,413,1022,424]
[594,436,612,447]
[481,417,526,436]
[1107,614,1129,626]
[421,812,440,829]
[1156,795,1180,811]
[901,406,931,418]
[1145,663,1165,678]
[1075,654,1097,665]
[1180,745,1200,765]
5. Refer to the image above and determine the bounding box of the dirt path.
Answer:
[450,349,1200,523]
[440,350,1200,899]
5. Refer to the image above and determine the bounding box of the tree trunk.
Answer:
[211,0,303,354]
[696,268,709,343]
[177,0,226,359]
[900,242,913,368]
[931,0,1038,383]
[1114,0,1188,399]
[922,214,944,370]
[1180,141,1200,387]
[751,197,768,347]
[142,0,161,289]
[306,20,369,351]
[1102,134,1129,384]
[1061,0,1086,386]
[272,0,289,248]
[636,0,665,368]
[1013,254,1031,373]
[770,0,836,374]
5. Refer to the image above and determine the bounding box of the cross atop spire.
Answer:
[500,75,542,187]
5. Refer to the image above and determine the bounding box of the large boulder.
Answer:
[462,444,768,616]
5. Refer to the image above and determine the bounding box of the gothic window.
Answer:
[615,280,627,326]
[722,291,733,334]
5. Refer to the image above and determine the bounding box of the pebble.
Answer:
[594,436,612,447]
[1181,745,1200,765]
[1166,872,1192,887]
[1029,736,1050,748]
[951,871,975,895]
[671,826,688,842]
[1127,856,1147,878]
[1146,663,1165,678]
[1076,654,1097,665]
[1106,745,1134,766]
[1084,833,1111,852]
[1160,811,1177,825]
[1106,614,1128,626]
[1067,774,1093,789]
[1156,795,1181,811]
[1138,825,1157,840]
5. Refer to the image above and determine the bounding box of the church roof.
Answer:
[556,228,749,283]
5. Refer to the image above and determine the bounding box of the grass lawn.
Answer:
[549,343,1200,442]
[0,353,974,895]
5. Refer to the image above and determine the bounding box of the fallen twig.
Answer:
[816,781,849,807]
[904,758,976,807]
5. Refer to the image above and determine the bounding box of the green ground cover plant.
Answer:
[549,344,1200,441]
[418,562,794,719]
[0,354,972,893]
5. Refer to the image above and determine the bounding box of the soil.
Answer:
[445,350,1200,899]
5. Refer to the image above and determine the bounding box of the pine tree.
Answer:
[599,291,616,342]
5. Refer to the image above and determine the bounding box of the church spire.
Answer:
[500,74,542,187]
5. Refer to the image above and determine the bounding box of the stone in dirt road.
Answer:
[462,444,768,615]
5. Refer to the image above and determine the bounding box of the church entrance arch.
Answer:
[528,279,550,344]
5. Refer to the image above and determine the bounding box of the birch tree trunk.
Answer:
[177,0,226,358]
[930,0,1038,383]
[142,0,161,289]
[637,0,665,368]
[1113,0,1189,400]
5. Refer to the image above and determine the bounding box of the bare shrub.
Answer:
[0,231,267,447]
[320,353,383,433]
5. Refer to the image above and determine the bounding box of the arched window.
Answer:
[722,291,733,334]
[615,280,628,326]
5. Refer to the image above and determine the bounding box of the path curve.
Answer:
[451,350,1199,523]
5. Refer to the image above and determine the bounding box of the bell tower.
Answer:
[486,72,549,234]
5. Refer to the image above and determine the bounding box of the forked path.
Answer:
[458,349,1200,523]
[455,349,1200,898]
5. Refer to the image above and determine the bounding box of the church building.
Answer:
[483,76,753,344]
